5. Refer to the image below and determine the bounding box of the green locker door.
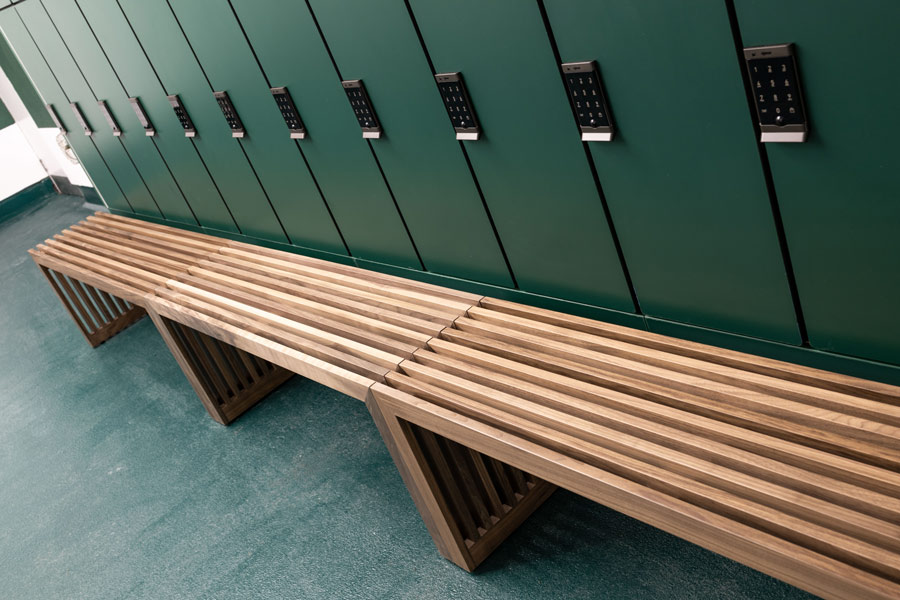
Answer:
[735,0,900,364]
[115,0,286,244]
[407,0,632,309]
[544,1,800,344]
[225,0,419,268]
[15,1,160,218]
[303,0,512,286]
[74,0,238,234]
[41,0,197,226]
[0,10,130,212]
[163,0,347,256]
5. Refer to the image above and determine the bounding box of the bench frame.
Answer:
[369,383,899,600]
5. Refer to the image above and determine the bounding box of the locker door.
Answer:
[75,0,238,234]
[163,0,348,255]
[115,0,287,244]
[544,0,799,344]
[303,0,513,286]
[42,0,198,226]
[220,0,419,268]
[0,10,129,212]
[735,0,900,364]
[407,0,632,309]
[15,2,160,217]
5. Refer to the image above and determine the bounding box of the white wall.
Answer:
[0,122,47,199]
[0,48,93,201]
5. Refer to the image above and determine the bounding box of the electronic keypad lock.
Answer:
[743,43,808,142]
[342,80,382,139]
[167,94,196,137]
[435,72,481,140]
[213,91,245,138]
[561,61,615,142]
[270,86,306,139]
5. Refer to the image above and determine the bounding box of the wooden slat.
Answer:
[161,280,407,370]
[480,297,900,405]
[149,295,380,400]
[191,258,445,335]
[450,318,900,460]
[224,240,483,305]
[396,358,900,554]
[372,384,900,600]
[173,271,427,355]
[468,306,900,423]
[421,339,900,513]
[199,253,461,325]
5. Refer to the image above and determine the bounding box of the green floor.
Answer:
[0,193,815,600]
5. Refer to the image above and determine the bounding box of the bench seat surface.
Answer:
[373,298,900,600]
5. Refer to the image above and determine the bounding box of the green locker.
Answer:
[407,0,632,309]
[163,0,347,255]
[0,31,54,129]
[0,10,130,212]
[226,0,419,268]
[304,0,512,286]
[41,0,198,226]
[735,0,900,365]
[115,0,287,244]
[543,0,800,344]
[15,1,160,218]
[74,0,238,234]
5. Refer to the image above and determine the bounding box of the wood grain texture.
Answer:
[370,298,900,599]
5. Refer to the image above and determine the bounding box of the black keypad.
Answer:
[342,80,381,133]
[213,91,245,136]
[435,73,479,135]
[168,95,196,137]
[270,87,306,137]
[565,72,610,129]
[747,56,805,127]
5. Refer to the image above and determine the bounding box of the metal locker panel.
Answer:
[15,1,161,218]
[41,0,198,226]
[0,11,130,212]
[543,0,800,344]
[735,0,900,365]
[304,0,513,287]
[115,0,287,244]
[74,0,239,234]
[228,0,420,268]
[164,0,348,255]
[407,0,633,309]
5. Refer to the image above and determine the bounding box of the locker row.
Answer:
[1,0,898,371]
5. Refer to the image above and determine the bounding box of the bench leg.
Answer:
[38,265,145,348]
[366,389,556,571]
[148,310,293,425]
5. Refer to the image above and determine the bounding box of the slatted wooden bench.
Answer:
[367,299,900,600]
[32,212,900,598]
[30,211,484,424]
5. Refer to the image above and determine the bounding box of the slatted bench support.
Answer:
[38,264,145,347]
[149,310,293,425]
[366,387,556,571]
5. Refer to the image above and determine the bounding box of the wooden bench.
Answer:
[367,299,900,600]
[29,211,483,424]
[31,213,900,599]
